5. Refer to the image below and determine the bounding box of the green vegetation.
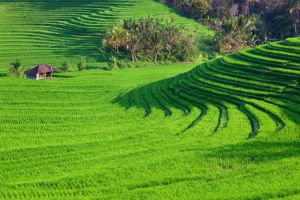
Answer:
[77,56,87,71]
[103,17,199,63]
[9,59,25,78]
[0,0,213,72]
[62,60,72,72]
[0,0,299,199]
[162,0,300,53]
[107,55,118,70]
[0,32,300,199]
[118,37,300,139]
[213,15,260,53]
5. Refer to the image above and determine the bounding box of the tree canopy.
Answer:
[102,17,199,64]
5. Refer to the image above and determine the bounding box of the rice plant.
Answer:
[0,0,299,199]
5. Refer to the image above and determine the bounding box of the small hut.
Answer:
[25,64,56,80]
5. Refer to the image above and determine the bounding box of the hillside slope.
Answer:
[118,37,300,138]
[0,38,299,198]
[0,0,212,72]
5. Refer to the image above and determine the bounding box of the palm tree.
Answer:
[103,25,128,53]
[290,2,300,35]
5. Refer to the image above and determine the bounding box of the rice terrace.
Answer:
[0,0,300,199]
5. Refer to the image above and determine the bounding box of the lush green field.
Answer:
[1,37,300,199]
[0,0,212,71]
[0,0,300,199]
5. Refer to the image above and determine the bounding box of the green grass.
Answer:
[0,0,299,199]
[0,37,300,199]
[0,0,213,72]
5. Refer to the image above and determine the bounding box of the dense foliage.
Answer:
[102,17,199,64]
[212,15,262,53]
[161,0,300,53]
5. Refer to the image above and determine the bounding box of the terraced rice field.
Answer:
[0,34,300,199]
[0,0,300,199]
[119,37,300,139]
[0,0,212,71]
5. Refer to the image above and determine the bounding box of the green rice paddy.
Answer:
[0,0,212,71]
[0,0,299,199]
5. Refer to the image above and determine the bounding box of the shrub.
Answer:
[107,55,118,70]
[62,60,72,72]
[77,56,87,71]
[9,59,25,78]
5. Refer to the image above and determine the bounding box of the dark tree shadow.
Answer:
[280,85,300,125]
[113,68,230,135]
[47,27,106,63]
[202,140,300,164]
[113,76,184,117]
[0,73,7,77]
[14,0,130,63]
[113,54,300,137]
[52,74,74,78]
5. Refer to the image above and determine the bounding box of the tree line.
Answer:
[161,0,300,53]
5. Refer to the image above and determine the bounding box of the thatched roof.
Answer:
[25,64,56,75]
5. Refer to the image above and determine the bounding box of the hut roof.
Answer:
[25,64,56,75]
